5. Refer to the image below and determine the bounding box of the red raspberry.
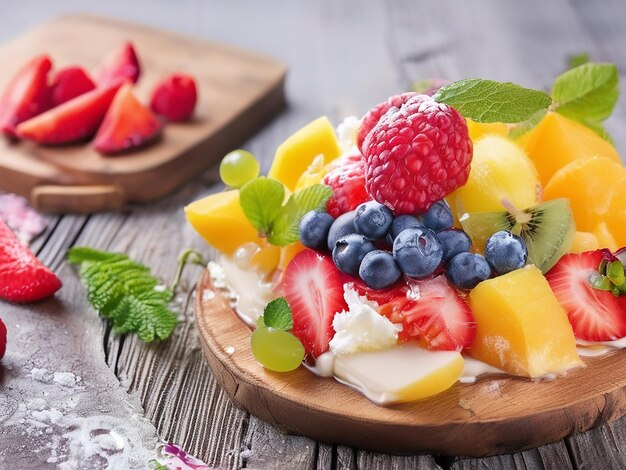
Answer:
[356,92,417,153]
[150,74,198,121]
[362,94,472,215]
[323,150,371,218]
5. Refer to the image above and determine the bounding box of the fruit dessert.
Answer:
[186,61,626,405]
[0,42,198,154]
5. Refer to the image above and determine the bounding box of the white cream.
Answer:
[576,336,626,357]
[333,343,463,405]
[335,116,360,153]
[460,357,506,384]
[329,285,400,355]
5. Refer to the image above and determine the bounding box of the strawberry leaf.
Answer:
[67,247,178,342]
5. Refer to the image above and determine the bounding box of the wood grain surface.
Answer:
[1,0,626,469]
[0,15,286,213]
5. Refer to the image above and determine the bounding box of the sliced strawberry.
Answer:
[546,251,626,341]
[352,275,475,351]
[17,80,123,145]
[50,66,96,106]
[93,83,162,154]
[150,73,198,122]
[0,318,5,359]
[322,150,371,218]
[0,220,61,303]
[0,54,52,137]
[283,249,347,357]
[95,42,141,86]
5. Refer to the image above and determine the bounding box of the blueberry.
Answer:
[446,252,492,289]
[298,211,334,251]
[422,200,454,232]
[392,227,443,278]
[332,234,376,276]
[484,230,528,275]
[389,215,424,241]
[437,228,472,263]
[353,201,394,240]
[327,210,357,251]
[359,250,402,290]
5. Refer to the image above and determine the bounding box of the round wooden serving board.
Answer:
[195,270,626,457]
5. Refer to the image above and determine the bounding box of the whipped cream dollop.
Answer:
[329,285,401,355]
[336,116,360,152]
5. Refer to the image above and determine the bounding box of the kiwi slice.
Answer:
[459,198,575,273]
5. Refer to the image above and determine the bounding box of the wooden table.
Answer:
[1,0,625,468]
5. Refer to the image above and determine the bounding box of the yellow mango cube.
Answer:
[521,112,621,185]
[268,116,341,191]
[569,231,600,254]
[469,265,582,378]
[185,190,263,256]
[466,119,508,142]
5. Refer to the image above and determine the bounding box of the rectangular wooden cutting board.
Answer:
[0,15,286,213]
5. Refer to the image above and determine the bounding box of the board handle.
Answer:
[30,184,125,214]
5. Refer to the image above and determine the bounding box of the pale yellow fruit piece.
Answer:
[469,265,583,378]
[268,116,341,191]
[249,244,282,276]
[185,190,263,256]
[451,135,540,215]
[278,241,306,272]
[333,343,463,405]
[593,222,619,252]
[543,156,626,232]
[569,231,600,254]
[604,174,626,249]
[521,112,621,185]
[294,154,326,191]
[466,119,508,142]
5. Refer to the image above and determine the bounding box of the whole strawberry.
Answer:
[322,150,371,218]
[0,318,6,360]
[0,220,62,303]
[361,94,472,215]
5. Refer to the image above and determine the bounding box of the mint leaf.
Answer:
[268,184,333,246]
[67,247,178,342]
[263,297,293,331]
[433,79,552,123]
[568,52,589,70]
[240,177,285,235]
[508,109,547,139]
[552,63,618,123]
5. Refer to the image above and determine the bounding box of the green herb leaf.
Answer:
[607,260,626,286]
[240,177,285,235]
[568,52,590,70]
[508,108,548,139]
[268,184,333,246]
[589,272,614,291]
[552,63,618,123]
[67,247,178,342]
[433,78,552,123]
[263,297,293,331]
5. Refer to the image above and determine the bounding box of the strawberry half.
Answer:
[50,66,96,106]
[95,42,141,86]
[0,220,61,303]
[0,54,52,137]
[150,73,198,122]
[352,275,475,351]
[93,83,162,154]
[322,150,371,218]
[17,80,123,145]
[283,249,347,357]
[546,251,626,341]
[0,318,5,360]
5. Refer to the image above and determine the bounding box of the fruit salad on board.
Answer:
[186,62,626,405]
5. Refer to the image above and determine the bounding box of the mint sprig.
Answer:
[433,79,552,123]
[551,63,618,123]
[67,247,206,342]
[262,297,293,331]
[240,179,332,246]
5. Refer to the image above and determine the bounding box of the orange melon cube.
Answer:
[469,265,583,378]
[521,112,621,185]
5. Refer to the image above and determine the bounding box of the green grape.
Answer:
[219,150,260,188]
[251,326,305,372]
